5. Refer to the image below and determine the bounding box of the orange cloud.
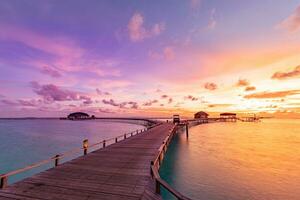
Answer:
[236,79,250,87]
[208,104,232,108]
[244,90,300,99]
[271,65,300,80]
[245,86,256,91]
[204,82,217,90]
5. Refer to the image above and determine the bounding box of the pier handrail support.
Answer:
[150,126,193,200]
[0,122,162,189]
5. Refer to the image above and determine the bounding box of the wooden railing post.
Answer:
[131,132,133,137]
[0,176,7,189]
[155,179,161,194]
[136,130,138,134]
[54,154,59,167]
[124,134,126,139]
[150,161,154,177]
[103,140,106,148]
[115,137,118,143]
[83,139,88,155]
[185,123,189,138]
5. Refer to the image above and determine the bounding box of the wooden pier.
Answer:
[0,122,191,200]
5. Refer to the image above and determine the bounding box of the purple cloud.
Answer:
[102,99,138,109]
[143,99,158,106]
[1,99,18,106]
[30,81,91,103]
[18,99,41,107]
[96,88,111,95]
[102,99,119,107]
[40,66,62,78]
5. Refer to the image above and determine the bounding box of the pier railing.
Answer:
[0,123,161,189]
[150,125,192,200]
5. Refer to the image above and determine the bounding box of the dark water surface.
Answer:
[0,119,144,184]
[160,119,300,200]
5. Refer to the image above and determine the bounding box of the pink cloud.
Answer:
[161,94,169,99]
[0,23,83,58]
[190,0,201,9]
[98,108,115,113]
[163,47,175,61]
[204,82,217,90]
[277,5,300,32]
[128,12,164,42]
[0,24,121,80]
[271,65,300,80]
[148,47,175,61]
[184,95,199,101]
[207,8,217,30]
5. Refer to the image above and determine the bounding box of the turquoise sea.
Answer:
[1,119,299,200]
[0,119,144,184]
[160,119,300,200]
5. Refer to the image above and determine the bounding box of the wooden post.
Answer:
[150,161,154,177]
[131,132,133,137]
[54,154,59,167]
[0,176,7,189]
[155,179,161,194]
[115,137,118,143]
[124,134,126,139]
[186,123,189,138]
[103,140,106,148]
[136,130,139,134]
[83,139,88,155]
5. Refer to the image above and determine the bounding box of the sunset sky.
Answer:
[0,0,300,118]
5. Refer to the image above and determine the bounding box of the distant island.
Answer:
[60,112,95,120]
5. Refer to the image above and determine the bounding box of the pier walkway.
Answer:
[0,123,176,200]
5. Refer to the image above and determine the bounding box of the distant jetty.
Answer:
[60,112,95,120]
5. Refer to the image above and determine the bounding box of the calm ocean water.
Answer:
[0,119,144,184]
[160,119,300,200]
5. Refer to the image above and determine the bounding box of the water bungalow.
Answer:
[220,112,237,122]
[194,111,209,119]
[67,112,90,120]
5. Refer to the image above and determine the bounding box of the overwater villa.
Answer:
[194,111,209,119]
[220,112,237,122]
[67,112,91,120]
